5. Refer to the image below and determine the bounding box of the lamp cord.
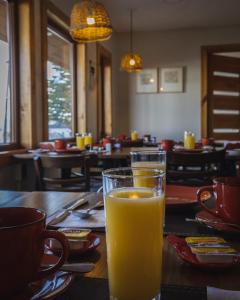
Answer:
[130,9,133,53]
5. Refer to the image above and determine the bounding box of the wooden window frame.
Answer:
[45,16,77,141]
[0,0,20,151]
[96,43,113,140]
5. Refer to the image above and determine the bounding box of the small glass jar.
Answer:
[184,131,195,150]
[76,133,85,150]
[131,130,138,141]
[84,133,93,149]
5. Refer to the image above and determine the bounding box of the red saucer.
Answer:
[9,253,73,300]
[196,210,240,233]
[166,185,210,207]
[55,148,84,154]
[166,235,238,270]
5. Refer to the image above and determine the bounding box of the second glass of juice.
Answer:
[103,167,165,300]
[130,150,166,223]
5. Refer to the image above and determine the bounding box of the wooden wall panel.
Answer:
[76,43,87,133]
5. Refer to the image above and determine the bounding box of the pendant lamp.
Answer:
[70,0,112,43]
[121,9,142,72]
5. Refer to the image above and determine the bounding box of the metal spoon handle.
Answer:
[45,263,95,273]
[86,200,104,213]
[186,218,240,230]
[60,262,95,273]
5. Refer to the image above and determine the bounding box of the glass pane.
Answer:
[0,1,12,144]
[47,28,74,140]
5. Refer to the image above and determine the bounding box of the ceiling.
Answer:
[51,0,240,33]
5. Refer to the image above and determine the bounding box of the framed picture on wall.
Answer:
[159,67,183,93]
[136,68,158,93]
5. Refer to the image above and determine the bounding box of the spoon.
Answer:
[73,200,104,219]
[44,262,95,273]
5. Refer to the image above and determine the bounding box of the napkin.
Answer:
[207,287,240,300]
[50,209,105,229]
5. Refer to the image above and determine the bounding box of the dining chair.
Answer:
[166,149,226,186]
[33,153,97,192]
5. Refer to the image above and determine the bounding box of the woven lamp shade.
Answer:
[70,0,112,43]
[121,53,143,72]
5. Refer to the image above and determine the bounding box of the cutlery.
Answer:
[48,197,88,225]
[44,262,95,273]
[73,200,104,219]
[185,218,240,230]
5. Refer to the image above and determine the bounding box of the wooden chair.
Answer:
[33,154,97,192]
[166,149,226,186]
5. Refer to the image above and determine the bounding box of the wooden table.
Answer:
[13,147,240,162]
[1,190,240,298]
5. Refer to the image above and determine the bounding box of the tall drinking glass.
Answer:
[130,150,166,223]
[103,167,165,300]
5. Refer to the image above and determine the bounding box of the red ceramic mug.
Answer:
[160,139,174,151]
[201,137,214,146]
[0,207,69,297]
[197,177,240,225]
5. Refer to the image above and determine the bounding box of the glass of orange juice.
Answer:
[103,167,165,300]
[184,131,195,150]
[130,150,166,224]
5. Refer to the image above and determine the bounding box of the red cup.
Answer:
[160,139,174,151]
[54,139,66,150]
[0,207,69,297]
[102,138,111,147]
[197,177,240,225]
[201,137,214,146]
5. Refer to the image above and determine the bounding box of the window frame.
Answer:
[45,17,77,141]
[0,0,19,151]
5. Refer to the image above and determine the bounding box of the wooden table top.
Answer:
[13,147,240,161]
[1,190,240,293]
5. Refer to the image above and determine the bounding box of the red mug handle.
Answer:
[197,186,218,218]
[36,230,69,280]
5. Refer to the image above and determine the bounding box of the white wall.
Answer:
[113,26,240,141]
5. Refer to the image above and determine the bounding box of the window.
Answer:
[47,27,75,140]
[0,0,17,146]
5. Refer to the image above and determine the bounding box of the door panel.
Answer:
[207,54,240,140]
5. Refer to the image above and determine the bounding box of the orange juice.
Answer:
[132,161,166,225]
[76,135,85,150]
[184,131,195,149]
[131,131,138,141]
[105,187,164,300]
[132,161,166,187]
[84,134,93,148]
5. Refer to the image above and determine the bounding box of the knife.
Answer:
[48,197,88,225]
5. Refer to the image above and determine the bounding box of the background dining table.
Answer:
[1,189,240,299]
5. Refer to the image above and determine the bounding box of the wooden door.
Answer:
[207,54,240,140]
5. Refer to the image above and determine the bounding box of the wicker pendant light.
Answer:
[70,0,112,43]
[121,9,142,72]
